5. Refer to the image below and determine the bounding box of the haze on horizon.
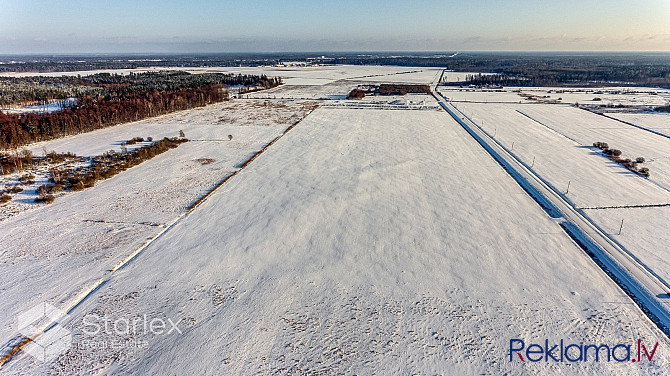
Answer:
[1,0,669,54]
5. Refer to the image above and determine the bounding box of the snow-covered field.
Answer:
[1,65,669,375]
[0,65,441,86]
[609,112,670,138]
[0,99,317,355]
[439,86,670,107]
[439,87,534,103]
[449,100,670,298]
[3,107,667,375]
[0,100,316,219]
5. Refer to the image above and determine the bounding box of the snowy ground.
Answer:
[0,65,441,86]
[449,99,670,299]
[1,66,669,375]
[0,99,316,352]
[609,112,670,138]
[439,86,670,107]
[0,100,316,220]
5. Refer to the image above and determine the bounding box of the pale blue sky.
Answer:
[1,0,669,53]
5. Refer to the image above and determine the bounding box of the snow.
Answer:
[0,65,442,86]
[2,105,668,374]
[450,102,670,207]
[609,113,670,138]
[0,99,316,350]
[583,206,670,284]
[0,65,669,374]
[439,87,535,103]
[439,86,670,107]
[513,105,670,191]
[447,99,670,342]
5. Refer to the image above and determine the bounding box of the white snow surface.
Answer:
[2,107,667,375]
[448,100,670,328]
[609,112,670,138]
[0,65,668,375]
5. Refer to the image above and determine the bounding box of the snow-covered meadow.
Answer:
[610,112,670,138]
[449,98,670,301]
[1,65,669,375]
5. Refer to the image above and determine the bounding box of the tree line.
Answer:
[0,71,282,149]
[0,85,224,149]
[0,71,281,106]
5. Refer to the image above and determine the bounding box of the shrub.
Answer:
[638,167,650,177]
[34,194,55,204]
[347,89,366,100]
[593,142,609,150]
[45,151,77,163]
[10,186,23,193]
[636,157,645,164]
[0,193,11,204]
[38,183,63,196]
[49,184,64,194]
[70,182,85,191]
[19,174,36,184]
[147,137,153,142]
[611,149,622,157]
[126,136,145,145]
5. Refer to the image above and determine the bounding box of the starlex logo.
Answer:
[17,302,71,363]
[510,338,659,363]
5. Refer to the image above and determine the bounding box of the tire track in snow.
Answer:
[0,107,318,368]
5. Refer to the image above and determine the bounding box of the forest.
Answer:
[1,52,668,88]
[0,71,281,149]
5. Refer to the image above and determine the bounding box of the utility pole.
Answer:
[566,180,571,194]
[618,219,624,235]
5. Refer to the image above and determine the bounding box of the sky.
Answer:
[1,0,669,54]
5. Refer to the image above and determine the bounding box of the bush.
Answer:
[347,89,366,100]
[126,136,145,145]
[45,151,77,163]
[37,184,48,196]
[593,142,609,150]
[19,174,35,184]
[49,184,64,194]
[147,137,153,142]
[34,194,55,204]
[70,182,85,191]
[638,167,650,177]
[10,186,23,193]
[636,157,645,164]
[38,183,63,196]
[0,193,11,204]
